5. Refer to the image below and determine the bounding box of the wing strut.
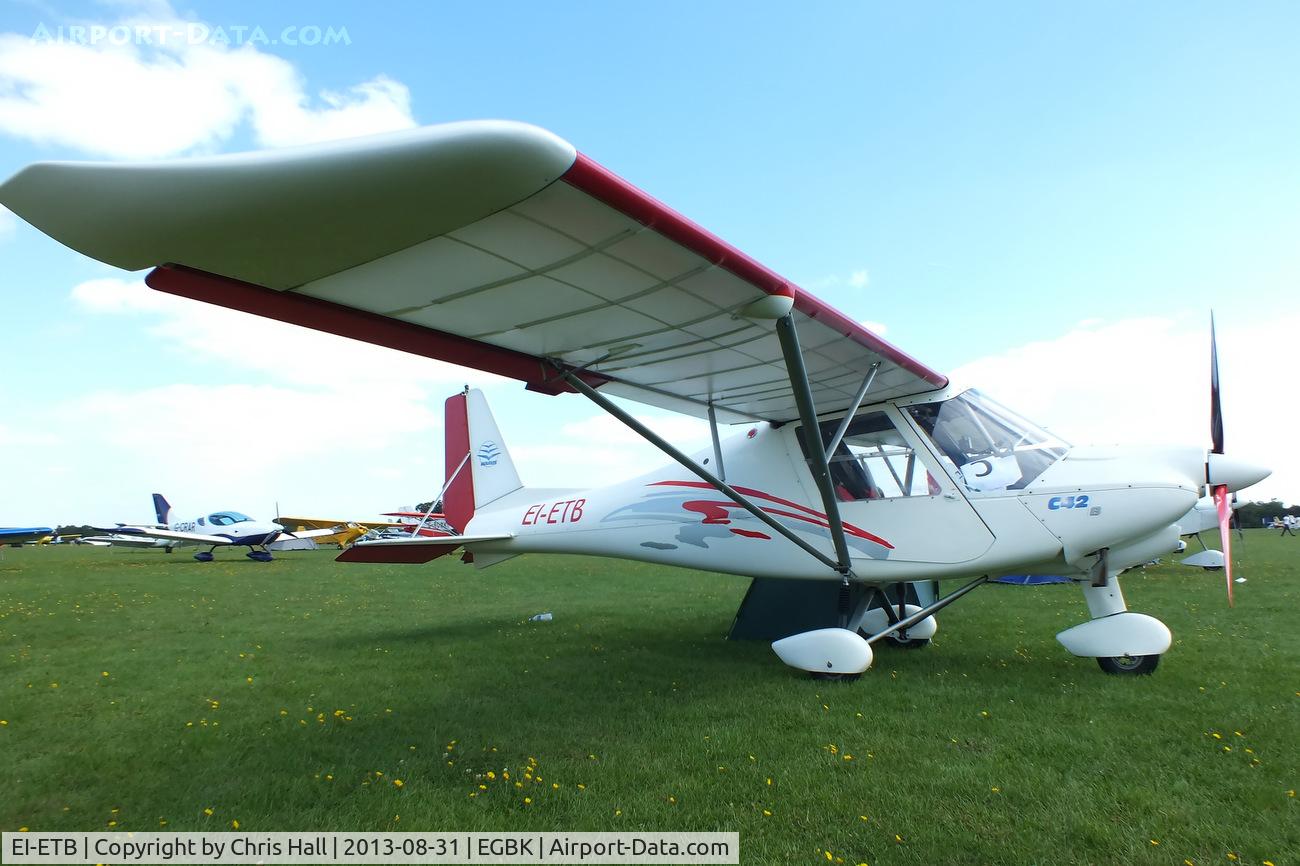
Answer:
[554,364,842,573]
[826,363,881,457]
[775,314,854,578]
[707,402,727,482]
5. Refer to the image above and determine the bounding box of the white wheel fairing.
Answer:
[1056,612,1172,658]
[856,604,938,640]
[772,628,874,674]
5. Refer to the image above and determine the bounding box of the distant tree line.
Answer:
[414,499,443,515]
[1236,500,1300,526]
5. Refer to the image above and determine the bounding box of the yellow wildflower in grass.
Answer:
[577,784,586,790]
[1212,732,1222,739]
[615,809,622,816]
[523,797,532,805]
[159,820,167,827]
[231,820,239,829]
[245,677,252,684]
[1287,790,1296,797]
[991,787,1000,793]
[107,820,116,827]
[478,785,487,791]
[894,835,903,843]
[762,809,772,816]
[0,720,7,726]
[393,779,404,788]
[1227,854,1237,862]
[1264,861,1275,866]
[486,771,496,780]
[843,754,853,761]
[553,783,559,790]
[825,852,833,862]
[1150,839,1159,846]
[980,710,989,718]
[767,778,773,786]
[18,827,27,832]
[859,816,868,821]
[503,771,509,780]
[203,808,214,816]
[516,782,523,789]
[668,796,677,804]
[101,671,109,677]
[326,775,333,781]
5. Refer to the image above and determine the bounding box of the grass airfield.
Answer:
[1,535,1296,865]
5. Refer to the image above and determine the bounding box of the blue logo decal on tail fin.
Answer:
[477,441,500,467]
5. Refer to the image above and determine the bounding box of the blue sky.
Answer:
[0,0,1296,525]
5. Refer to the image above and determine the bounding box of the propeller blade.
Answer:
[1210,312,1224,455]
[1213,483,1234,607]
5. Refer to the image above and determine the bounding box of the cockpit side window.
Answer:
[798,411,941,501]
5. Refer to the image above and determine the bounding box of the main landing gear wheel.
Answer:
[810,671,863,682]
[1097,654,1160,676]
[193,551,214,563]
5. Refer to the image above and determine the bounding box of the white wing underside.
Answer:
[0,121,948,422]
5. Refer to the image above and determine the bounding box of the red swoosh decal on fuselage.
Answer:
[649,481,894,550]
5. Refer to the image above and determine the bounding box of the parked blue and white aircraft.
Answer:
[0,527,54,546]
[94,494,339,562]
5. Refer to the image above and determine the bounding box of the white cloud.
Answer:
[0,4,415,158]
[849,269,869,289]
[859,319,888,336]
[952,315,1299,504]
[71,277,486,389]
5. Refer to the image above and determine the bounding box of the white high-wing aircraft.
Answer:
[95,494,336,562]
[0,121,1269,676]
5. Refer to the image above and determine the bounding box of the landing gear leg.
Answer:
[1056,567,1170,675]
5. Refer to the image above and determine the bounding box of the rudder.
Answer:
[152,493,173,526]
[443,389,523,532]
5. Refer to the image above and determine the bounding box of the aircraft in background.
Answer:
[95,494,341,562]
[1,527,54,546]
[0,120,1270,676]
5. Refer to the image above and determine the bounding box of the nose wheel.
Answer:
[246,549,273,562]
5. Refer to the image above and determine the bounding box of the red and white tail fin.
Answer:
[443,388,523,532]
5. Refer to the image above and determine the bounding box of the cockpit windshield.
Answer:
[906,390,1069,492]
[207,512,252,526]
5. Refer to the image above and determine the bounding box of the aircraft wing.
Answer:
[337,533,512,564]
[281,524,354,540]
[0,121,948,423]
[95,526,235,546]
[0,527,54,545]
[277,516,402,532]
[82,534,165,548]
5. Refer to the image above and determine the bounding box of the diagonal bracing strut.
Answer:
[554,365,843,572]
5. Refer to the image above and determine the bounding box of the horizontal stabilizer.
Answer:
[335,533,512,564]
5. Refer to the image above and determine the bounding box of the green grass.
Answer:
[1,533,1296,865]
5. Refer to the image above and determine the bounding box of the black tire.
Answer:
[1097,654,1160,675]
[810,671,863,682]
